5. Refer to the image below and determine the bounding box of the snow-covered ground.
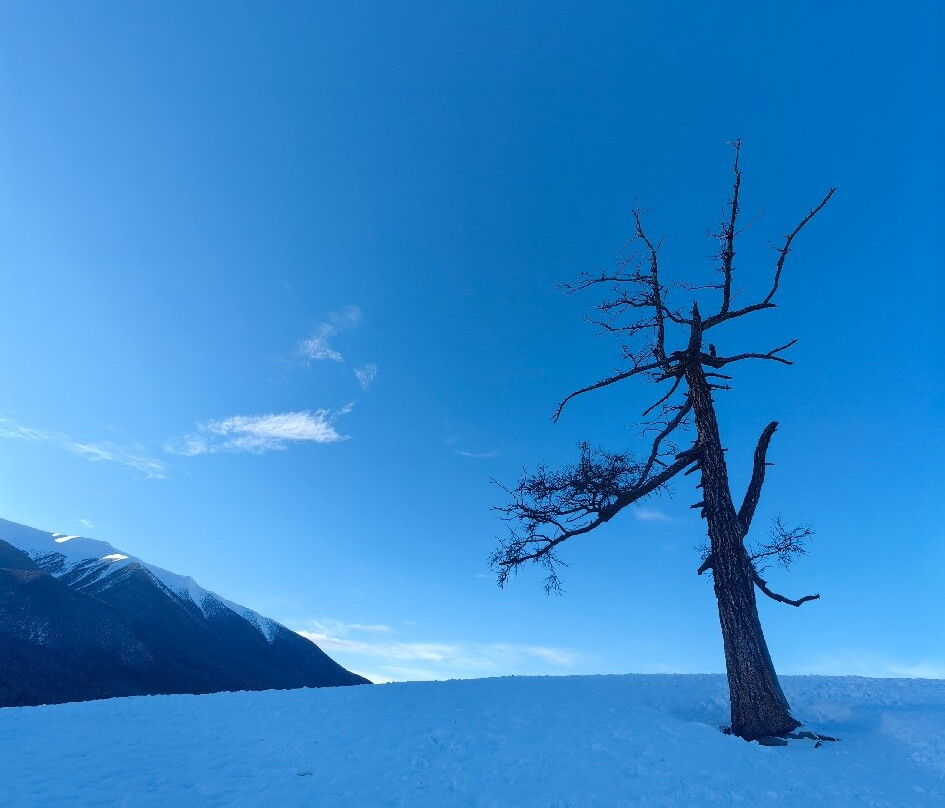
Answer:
[2,674,942,807]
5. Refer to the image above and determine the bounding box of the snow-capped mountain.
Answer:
[0,517,369,707]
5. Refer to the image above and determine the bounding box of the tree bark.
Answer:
[685,356,801,740]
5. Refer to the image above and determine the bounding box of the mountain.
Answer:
[0,517,369,707]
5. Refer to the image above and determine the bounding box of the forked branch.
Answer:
[705,340,798,369]
[702,187,836,330]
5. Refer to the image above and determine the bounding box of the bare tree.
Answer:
[492,142,835,742]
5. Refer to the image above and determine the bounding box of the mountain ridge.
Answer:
[0,517,369,707]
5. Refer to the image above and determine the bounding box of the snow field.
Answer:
[1,674,942,807]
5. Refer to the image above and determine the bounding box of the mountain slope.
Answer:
[0,518,368,707]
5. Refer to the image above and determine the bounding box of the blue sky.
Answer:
[0,1,942,683]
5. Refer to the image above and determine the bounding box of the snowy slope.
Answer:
[0,518,280,642]
[1,674,942,807]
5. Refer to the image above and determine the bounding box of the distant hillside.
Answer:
[0,517,368,707]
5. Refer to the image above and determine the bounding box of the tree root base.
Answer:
[721,725,840,746]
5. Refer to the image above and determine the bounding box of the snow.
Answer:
[1,674,942,807]
[0,518,281,643]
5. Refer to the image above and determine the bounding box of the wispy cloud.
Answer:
[78,518,95,529]
[0,420,46,441]
[300,336,343,362]
[455,449,500,459]
[67,442,169,477]
[299,306,362,363]
[296,618,577,682]
[0,416,168,479]
[308,619,393,636]
[633,508,673,523]
[354,363,379,390]
[167,407,352,455]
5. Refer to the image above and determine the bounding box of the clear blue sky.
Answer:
[0,1,942,683]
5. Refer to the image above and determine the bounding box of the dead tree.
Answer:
[491,142,834,741]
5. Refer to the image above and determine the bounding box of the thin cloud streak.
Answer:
[0,416,168,479]
[167,407,352,455]
[455,450,500,459]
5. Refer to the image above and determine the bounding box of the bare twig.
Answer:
[750,516,813,571]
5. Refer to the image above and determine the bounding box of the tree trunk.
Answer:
[685,360,801,740]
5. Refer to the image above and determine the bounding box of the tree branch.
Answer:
[641,372,684,417]
[738,421,778,533]
[631,208,668,363]
[752,573,820,607]
[491,447,696,586]
[705,340,798,368]
[701,187,836,331]
[552,359,665,422]
[639,398,693,484]
[750,516,813,571]
[764,188,837,305]
[719,139,741,316]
